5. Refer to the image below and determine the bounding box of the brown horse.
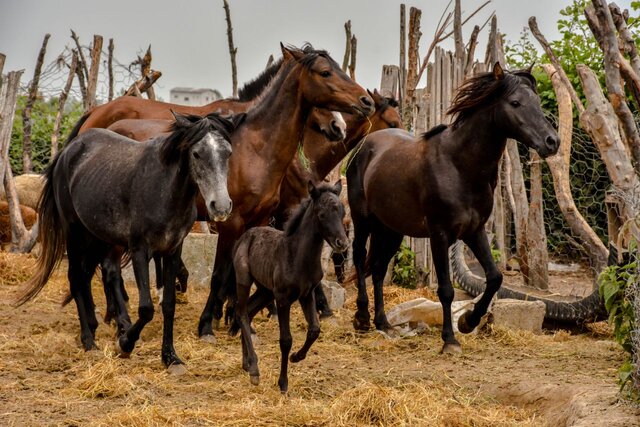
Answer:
[346,63,559,354]
[197,44,373,341]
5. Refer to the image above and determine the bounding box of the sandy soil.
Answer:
[0,252,638,426]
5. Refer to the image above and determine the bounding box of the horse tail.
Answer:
[13,157,66,306]
[342,252,371,285]
[64,111,91,145]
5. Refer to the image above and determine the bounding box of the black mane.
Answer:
[284,182,336,236]
[238,58,284,102]
[160,113,233,164]
[422,124,447,140]
[447,69,537,129]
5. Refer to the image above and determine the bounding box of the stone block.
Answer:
[320,280,345,311]
[489,298,546,334]
[122,233,218,288]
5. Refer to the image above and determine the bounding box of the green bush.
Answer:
[598,242,639,402]
[392,242,418,289]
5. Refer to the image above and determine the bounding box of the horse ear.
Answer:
[332,179,342,195]
[526,62,536,74]
[281,43,294,61]
[171,110,190,128]
[308,180,320,198]
[493,62,505,80]
[230,112,247,130]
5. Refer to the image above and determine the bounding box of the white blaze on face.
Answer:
[331,111,347,138]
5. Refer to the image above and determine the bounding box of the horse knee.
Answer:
[279,336,292,352]
[437,286,455,305]
[308,327,320,341]
[486,270,503,292]
[138,304,154,323]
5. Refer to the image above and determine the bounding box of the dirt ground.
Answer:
[1,252,638,426]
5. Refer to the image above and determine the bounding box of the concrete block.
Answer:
[320,280,345,311]
[489,298,546,334]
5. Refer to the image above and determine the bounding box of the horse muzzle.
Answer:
[209,199,233,222]
[331,237,349,254]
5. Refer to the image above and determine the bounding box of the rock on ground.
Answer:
[320,280,345,311]
[488,298,546,334]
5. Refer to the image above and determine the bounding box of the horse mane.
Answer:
[446,69,537,129]
[422,124,447,140]
[159,113,232,164]
[284,182,336,236]
[237,58,284,102]
[380,95,399,109]
[286,43,340,70]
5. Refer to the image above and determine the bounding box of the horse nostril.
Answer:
[545,135,559,149]
[331,121,340,134]
[359,96,374,110]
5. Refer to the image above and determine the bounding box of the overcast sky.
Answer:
[0,0,634,101]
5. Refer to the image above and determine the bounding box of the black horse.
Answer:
[347,63,560,353]
[15,112,241,373]
[230,180,348,393]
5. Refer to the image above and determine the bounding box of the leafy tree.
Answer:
[10,95,83,174]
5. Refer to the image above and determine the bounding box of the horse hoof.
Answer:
[353,316,371,332]
[200,334,217,345]
[290,352,303,363]
[457,311,475,334]
[319,310,334,319]
[115,338,131,358]
[167,363,187,376]
[250,375,260,386]
[440,342,462,354]
[176,292,188,305]
[251,333,260,347]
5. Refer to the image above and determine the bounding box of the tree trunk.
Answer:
[541,63,608,272]
[399,4,406,112]
[22,33,50,173]
[342,20,352,72]
[526,151,550,290]
[223,0,238,98]
[0,70,38,253]
[51,51,78,158]
[348,35,357,80]
[406,7,422,100]
[453,0,464,63]
[108,38,114,101]
[85,35,103,111]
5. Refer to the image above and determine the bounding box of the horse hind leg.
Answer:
[368,222,403,332]
[276,300,292,394]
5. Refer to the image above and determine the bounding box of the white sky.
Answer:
[0,0,634,101]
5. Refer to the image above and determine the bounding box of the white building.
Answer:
[170,87,223,106]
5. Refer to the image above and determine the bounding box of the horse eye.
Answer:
[192,151,200,159]
[510,100,521,107]
[320,70,331,78]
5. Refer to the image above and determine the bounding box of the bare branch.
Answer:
[222,0,238,97]
[342,20,352,72]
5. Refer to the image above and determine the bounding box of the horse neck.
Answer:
[151,143,197,208]
[242,63,310,171]
[305,114,368,181]
[447,111,507,183]
[285,202,325,267]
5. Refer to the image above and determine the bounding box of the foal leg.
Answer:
[314,285,333,319]
[176,258,189,294]
[332,250,347,283]
[161,248,185,374]
[430,230,461,354]
[101,248,132,337]
[290,290,320,363]
[369,224,403,331]
[153,255,163,305]
[235,281,260,382]
[276,300,293,394]
[117,249,153,357]
[352,218,372,331]
[458,229,503,334]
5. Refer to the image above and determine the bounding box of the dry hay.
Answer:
[0,252,637,426]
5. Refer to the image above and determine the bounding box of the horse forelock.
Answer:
[160,114,231,164]
[447,69,537,129]
[285,43,338,71]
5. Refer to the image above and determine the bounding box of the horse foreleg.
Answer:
[458,228,503,334]
[290,290,320,363]
[199,234,235,339]
[276,300,292,394]
[161,246,185,375]
[117,249,153,357]
[101,248,131,337]
[314,285,333,318]
[352,219,371,331]
[430,230,461,354]
[369,225,403,332]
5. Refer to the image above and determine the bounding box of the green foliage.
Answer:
[598,242,639,401]
[392,242,418,289]
[491,246,502,264]
[10,95,83,174]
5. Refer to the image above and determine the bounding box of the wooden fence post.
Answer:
[85,35,103,111]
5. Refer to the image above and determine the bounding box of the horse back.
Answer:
[234,227,284,291]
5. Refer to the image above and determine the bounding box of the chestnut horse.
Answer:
[346,63,559,354]
[195,44,372,341]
